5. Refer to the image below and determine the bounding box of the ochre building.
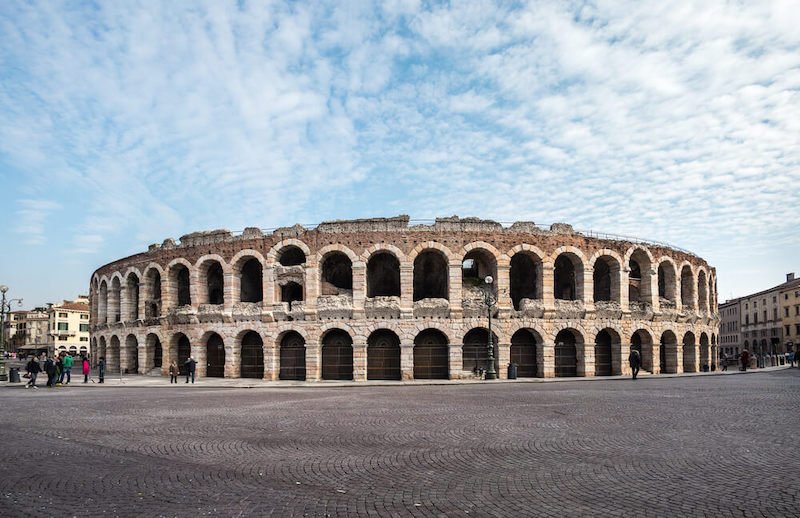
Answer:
[89,216,720,381]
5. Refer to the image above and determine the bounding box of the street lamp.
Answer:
[482,276,498,380]
[0,285,24,380]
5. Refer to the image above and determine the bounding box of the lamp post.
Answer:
[482,276,498,380]
[0,285,24,380]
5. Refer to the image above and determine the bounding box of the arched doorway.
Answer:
[555,329,579,377]
[462,328,498,375]
[683,332,696,373]
[699,332,710,371]
[240,331,264,379]
[660,331,678,373]
[206,333,225,378]
[631,329,653,373]
[279,331,306,381]
[413,329,449,379]
[594,330,613,376]
[367,330,401,380]
[510,329,538,377]
[322,330,353,381]
[154,338,163,368]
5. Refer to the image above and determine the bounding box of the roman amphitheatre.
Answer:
[89,216,719,381]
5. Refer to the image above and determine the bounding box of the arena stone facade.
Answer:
[89,216,720,381]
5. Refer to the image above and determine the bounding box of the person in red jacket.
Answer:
[82,356,91,383]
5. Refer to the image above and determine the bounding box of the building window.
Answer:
[57,322,68,331]
[795,306,799,316]
[773,308,778,320]
[786,307,791,317]
[796,323,800,334]
[773,296,777,303]
[58,312,68,318]
[787,325,791,336]
[79,324,89,332]
[80,337,88,342]
[58,336,67,341]
[80,314,89,320]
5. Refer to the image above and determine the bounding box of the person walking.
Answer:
[55,354,64,385]
[98,357,106,383]
[740,349,750,371]
[721,352,728,371]
[628,348,641,380]
[24,356,41,389]
[168,361,179,384]
[62,353,74,384]
[44,356,56,387]
[184,356,197,384]
[82,357,90,383]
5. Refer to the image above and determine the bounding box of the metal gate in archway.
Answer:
[413,330,449,380]
[322,330,353,381]
[367,330,401,380]
[279,332,306,381]
[206,334,225,378]
[240,332,264,379]
[554,343,577,377]
[177,336,191,375]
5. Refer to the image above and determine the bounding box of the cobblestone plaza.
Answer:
[2,371,799,517]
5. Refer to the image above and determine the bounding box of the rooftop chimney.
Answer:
[788,272,796,282]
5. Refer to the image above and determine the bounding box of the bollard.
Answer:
[507,363,518,380]
[9,367,20,383]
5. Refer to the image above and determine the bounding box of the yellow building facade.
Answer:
[50,296,91,357]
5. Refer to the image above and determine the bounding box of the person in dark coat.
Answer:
[44,356,57,387]
[184,356,197,384]
[98,357,106,383]
[740,349,750,371]
[25,357,41,389]
[628,348,641,380]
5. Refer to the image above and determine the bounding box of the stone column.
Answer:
[582,267,595,312]
[399,265,414,319]
[579,341,594,377]
[449,344,463,380]
[614,342,628,376]
[400,342,414,380]
[223,271,235,314]
[448,261,463,319]
[542,264,555,314]
[264,344,277,381]
[540,341,555,378]
[137,282,146,321]
[674,344,684,374]
[620,267,631,312]
[303,267,319,319]
[119,286,129,323]
[138,343,147,374]
[647,268,659,312]
[651,343,661,374]
[307,344,321,381]
[353,342,367,381]
[496,264,512,315]
[193,342,207,378]
[497,341,510,380]
[352,262,366,319]
[225,344,239,378]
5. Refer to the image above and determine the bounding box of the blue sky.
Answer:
[1,0,798,309]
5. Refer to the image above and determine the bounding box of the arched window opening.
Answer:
[207,262,224,305]
[413,250,448,301]
[628,259,642,303]
[631,329,654,373]
[110,278,121,322]
[510,253,539,310]
[153,337,163,369]
[126,274,140,320]
[681,266,694,308]
[279,331,306,381]
[321,253,352,295]
[367,330,401,380]
[461,250,497,290]
[124,335,138,374]
[280,282,303,305]
[240,259,263,303]
[322,329,353,380]
[240,331,264,379]
[657,262,676,304]
[660,330,677,374]
[593,256,619,302]
[206,333,225,377]
[683,332,697,373]
[462,328,498,374]
[146,270,161,319]
[413,329,449,379]
[554,255,578,301]
[510,329,538,377]
[278,246,305,266]
[554,329,579,377]
[176,334,191,375]
[697,271,708,312]
[594,330,613,376]
[98,281,108,323]
[173,265,191,307]
[367,252,400,297]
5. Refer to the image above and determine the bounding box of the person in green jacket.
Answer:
[61,353,74,384]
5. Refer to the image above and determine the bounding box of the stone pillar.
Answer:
[542,264,555,314]
[582,267,595,312]
[620,268,630,312]
[263,267,275,306]
[497,341,510,380]
[448,344,463,380]
[648,268,659,312]
[614,342,628,376]
[399,265,414,319]
[496,264,512,315]
[193,342,207,378]
[651,343,661,374]
[223,271,235,314]
[161,273,175,313]
[119,286,129,323]
[226,344,239,378]
[307,344,321,381]
[264,344,277,381]
[138,343,147,374]
[303,267,319,319]
[400,342,414,380]
[674,344,684,374]
[579,341,594,377]
[352,262,366,319]
[137,282,146,321]
[353,342,367,381]
[540,341,555,378]
[448,261,463,319]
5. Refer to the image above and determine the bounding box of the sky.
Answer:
[0,0,798,309]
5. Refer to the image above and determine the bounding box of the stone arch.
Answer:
[413,328,450,380]
[232,252,264,304]
[594,328,621,376]
[142,264,164,318]
[683,331,697,373]
[413,247,450,301]
[657,258,678,305]
[319,249,354,295]
[169,332,192,376]
[461,246,499,302]
[123,334,138,374]
[552,248,585,301]
[108,335,121,373]
[98,280,109,324]
[699,332,710,370]
[267,239,311,267]
[408,241,456,263]
[196,255,228,305]
[167,258,193,308]
[278,330,306,381]
[125,271,141,321]
[697,269,709,312]
[144,333,163,372]
[554,328,583,377]
[462,327,499,375]
[510,328,542,378]
[509,248,544,310]
[367,329,401,380]
[631,328,655,373]
[660,330,678,374]
[590,251,622,303]
[627,247,653,305]
[205,332,226,378]
[321,328,353,381]
[240,330,264,379]
[366,250,401,298]
[680,263,696,309]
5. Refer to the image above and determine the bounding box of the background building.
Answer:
[49,296,91,357]
[718,298,741,358]
[736,273,797,363]
[780,273,800,354]
[7,308,50,355]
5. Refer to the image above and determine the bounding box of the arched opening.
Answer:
[124,335,138,374]
[206,262,225,305]
[278,246,305,266]
[146,270,161,318]
[413,329,449,379]
[240,331,264,379]
[98,281,108,323]
[322,329,353,380]
[320,253,353,294]
[110,278,121,323]
[554,254,582,301]
[462,328,499,375]
[98,337,107,367]
[628,250,652,305]
[126,274,140,320]
[660,330,677,373]
[628,260,641,302]
[699,332,710,370]
[206,333,225,377]
[658,261,677,304]
[171,265,191,307]
[174,334,191,375]
[697,271,708,312]
[554,329,579,377]
[631,329,654,373]
[510,329,539,377]
[510,253,541,310]
[593,256,620,302]
[680,265,695,309]
[154,337,163,369]
[108,336,121,373]
[683,332,697,373]
[462,249,497,292]
[279,331,306,381]
[367,252,401,297]
[240,258,263,303]
[280,282,304,304]
[413,250,449,300]
[367,329,401,380]
[594,330,613,376]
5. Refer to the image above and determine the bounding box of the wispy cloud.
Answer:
[14,199,61,245]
